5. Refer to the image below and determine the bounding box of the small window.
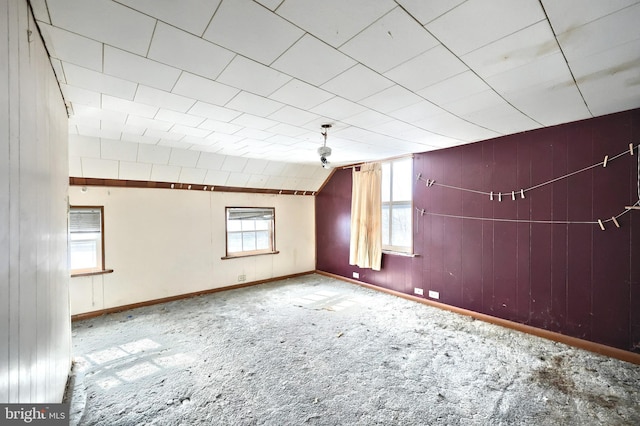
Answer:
[382,157,413,253]
[225,207,276,257]
[69,206,104,274]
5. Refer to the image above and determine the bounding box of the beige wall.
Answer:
[0,0,71,403]
[69,186,316,315]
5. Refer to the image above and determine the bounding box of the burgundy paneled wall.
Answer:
[316,109,640,353]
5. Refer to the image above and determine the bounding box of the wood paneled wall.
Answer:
[0,0,71,402]
[316,109,640,353]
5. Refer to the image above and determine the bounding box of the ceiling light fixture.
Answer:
[318,124,332,169]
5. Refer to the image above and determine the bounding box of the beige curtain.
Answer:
[349,162,382,271]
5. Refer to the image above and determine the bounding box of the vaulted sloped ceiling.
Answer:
[31,0,640,192]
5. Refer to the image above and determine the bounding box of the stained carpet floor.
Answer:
[67,274,640,425]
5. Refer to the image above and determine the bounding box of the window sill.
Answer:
[382,250,419,258]
[71,269,114,278]
[221,251,279,260]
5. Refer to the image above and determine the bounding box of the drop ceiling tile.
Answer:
[172,73,240,107]
[135,85,196,113]
[137,144,172,164]
[243,158,269,175]
[197,152,226,169]
[75,126,122,141]
[485,52,572,95]
[221,156,249,172]
[542,0,638,35]
[158,139,193,150]
[170,125,212,138]
[202,0,303,64]
[155,109,205,127]
[359,85,422,114]
[414,112,501,141]
[63,63,137,100]
[39,23,102,71]
[246,174,269,188]
[265,176,287,189]
[60,84,101,108]
[126,115,172,132]
[81,157,119,179]
[557,3,640,62]
[199,119,242,134]
[310,97,368,121]
[388,100,443,122]
[69,156,82,176]
[169,149,200,168]
[225,172,251,187]
[340,7,439,73]
[269,79,336,110]
[203,170,230,185]
[182,136,214,147]
[341,110,394,128]
[150,164,181,182]
[266,123,309,137]
[147,22,234,80]
[395,0,466,25]
[426,0,545,55]
[231,114,279,131]
[31,0,51,23]
[462,21,559,79]
[262,161,287,176]
[47,0,156,56]
[104,46,180,91]
[188,102,243,122]
[102,95,158,118]
[442,89,507,118]
[384,45,468,91]
[178,167,207,184]
[225,92,284,117]
[267,106,319,126]
[69,134,101,157]
[69,115,101,129]
[254,0,281,11]
[235,128,274,140]
[217,56,292,97]
[72,104,128,125]
[100,139,138,161]
[272,34,356,86]
[116,0,221,35]
[118,161,152,181]
[276,0,395,48]
[418,70,492,105]
[321,64,394,102]
[50,59,66,83]
[121,133,160,145]
[145,129,186,141]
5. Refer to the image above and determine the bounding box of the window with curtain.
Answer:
[349,162,383,270]
[225,207,276,257]
[382,157,413,253]
[69,206,104,274]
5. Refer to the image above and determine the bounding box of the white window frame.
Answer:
[224,207,277,258]
[381,157,413,254]
[69,206,104,275]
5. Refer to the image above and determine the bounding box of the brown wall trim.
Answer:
[315,270,640,366]
[69,177,316,196]
[71,271,314,322]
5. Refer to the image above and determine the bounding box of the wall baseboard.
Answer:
[71,271,314,322]
[315,270,640,366]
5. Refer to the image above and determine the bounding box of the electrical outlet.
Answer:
[428,290,439,299]
[352,272,359,279]
[238,274,246,282]
[414,288,424,296]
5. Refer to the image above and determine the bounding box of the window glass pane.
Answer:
[382,204,390,246]
[242,232,256,251]
[70,240,98,269]
[227,233,242,253]
[227,220,242,232]
[392,158,412,202]
[241,220,255,231]
[256,231,271,250]
[391,203,412,248]
[381,162,391,202]
[255,219,270,231]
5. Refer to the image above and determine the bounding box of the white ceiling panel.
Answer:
[221,156,249,172]
[276,0,395,48]
[148,23,235,80]
[225,92,284,117]
[116,0,221,36]
[340,7,439,73]
[217,56,292,97]
[178,168,207,184]
[81,157,119,179]
[47,0,155,56]
[63,63,137,100]
[384,45,468,91]
[38,23,102,71]
[272,34,356,86]
[37,0,640,192]
[118,161,152,181]
[100,139,138,162]
[426,0,546,55]
[269,79,335,110]
[169,149,200,168]
[321,64,394,102]
[104,46,180,91]
[172,73,240,107]
[202,0,303,65]
[150,164,182,182]
[69,156,82,176]
[196,152,226,170]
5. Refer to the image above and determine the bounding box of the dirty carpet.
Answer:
[67,274,640,425]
